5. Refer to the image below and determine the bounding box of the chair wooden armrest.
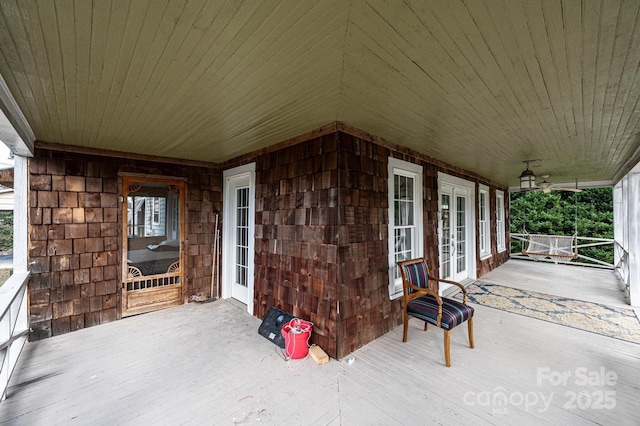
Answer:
[428,275,467,303]
[404,282,443,305]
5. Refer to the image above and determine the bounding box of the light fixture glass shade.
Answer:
[519,168,536,190]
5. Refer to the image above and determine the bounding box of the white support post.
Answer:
[0,78,34,400]
[627,171,640,307]
[613,182,622,270]
[13,155,28,273]
[0,155,30,400]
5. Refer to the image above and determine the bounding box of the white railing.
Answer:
[614,241,630,293]
[0,271,30,400]
[510,233,615,269]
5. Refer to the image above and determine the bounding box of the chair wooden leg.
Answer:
[468,317,475,349]
[423,322,428,331]
[402,311,408,342]
[444,330,451,367]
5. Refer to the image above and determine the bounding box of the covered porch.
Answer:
[1,260,637,425]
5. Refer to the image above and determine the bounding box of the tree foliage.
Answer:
[0,211,12,252]
[510,188,613,264]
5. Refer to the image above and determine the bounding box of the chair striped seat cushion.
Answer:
[407,295,474,330]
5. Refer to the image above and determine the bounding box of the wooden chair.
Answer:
[167,261,180,273]
[398,258,475,367]
[127,265,143,279]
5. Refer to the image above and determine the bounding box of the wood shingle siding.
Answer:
[247,128,508,359]
[336,135,396,358]
[254,134,340,357]
[28,149,220,340]
[27,125,508,359]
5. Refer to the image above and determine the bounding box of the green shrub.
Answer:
[0,211,12,253]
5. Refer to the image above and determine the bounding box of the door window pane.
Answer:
[236,187,250,287]
[441,194,451,279]
[126,181,181,279]
[456,196,466,274]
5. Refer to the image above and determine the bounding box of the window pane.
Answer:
[394,228,413,279]
[394,175,400,199]
[479,191,488,254]
[126,182,180,277]
[398,200,414,226]
[405,177,413,201]
[394,174,415,226]
[496,194,505,250]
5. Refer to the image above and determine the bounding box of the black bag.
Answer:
[258,307,295,348]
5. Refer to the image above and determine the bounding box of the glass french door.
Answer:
[222,164,255,314]
[439,178,474,291]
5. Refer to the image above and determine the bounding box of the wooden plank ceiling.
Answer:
[0,0,639,187]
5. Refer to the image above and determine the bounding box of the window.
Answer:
[153,198,160,224]
[479,185,490,258]
[124,179,182,278]
[496,190,506,252]
[388,158,423,299]
[127,192,167,238]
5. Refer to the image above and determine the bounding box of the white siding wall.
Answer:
[0,189,13,211]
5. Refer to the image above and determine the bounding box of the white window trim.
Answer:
[479,184,491,259]
[388,158,423,299]
[496,190,506,253]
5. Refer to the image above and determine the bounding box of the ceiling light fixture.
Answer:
[519,160,537,191]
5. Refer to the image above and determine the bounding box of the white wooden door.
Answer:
[439,174,476,292]
[222,164,255,314]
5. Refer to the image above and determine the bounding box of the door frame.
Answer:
[222,163,256,315]
[120,174,186,317]
[437,172,477,292]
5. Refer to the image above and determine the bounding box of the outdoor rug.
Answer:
[456,282,640,344]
